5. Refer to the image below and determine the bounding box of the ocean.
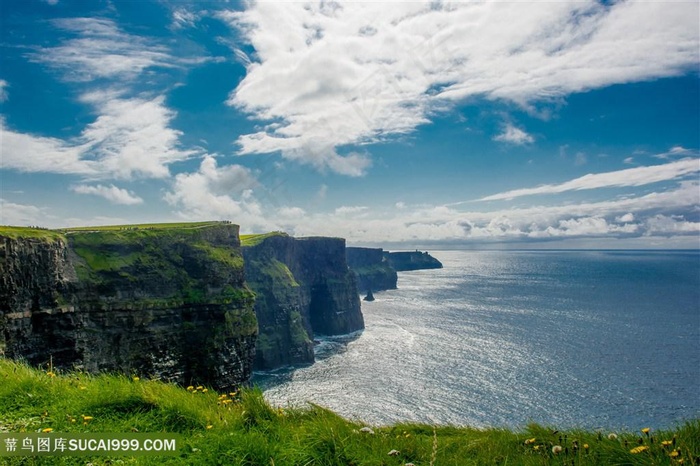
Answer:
[253,250,700,430]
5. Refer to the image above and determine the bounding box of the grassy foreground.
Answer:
[0,359,697,465]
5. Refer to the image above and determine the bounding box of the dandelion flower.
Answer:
[41,428,53,433]
[82,416,93,421]
[662,440,673,446]
[524,438,536,445]
[583,444,589,449]
[206,425,213,430]
[630,446,649,454]
[670,450,680,458]
[187,386,194,391]
[608,433,618,440]
[641,427,651,435]
[202,388,208,393]
[132,376,140,382]
[196,386,204,391]
[552,445,563,454]
[534,445,540,451]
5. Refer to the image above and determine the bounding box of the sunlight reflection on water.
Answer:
[254,250,700,429]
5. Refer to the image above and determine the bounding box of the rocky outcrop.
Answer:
[384,251,443,271]
[346,247,398,293]
[243,234,363,370]
[0,223,257,390]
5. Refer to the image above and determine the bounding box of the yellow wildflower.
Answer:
[47,371,56,378]
[524,438,536,445]
[583,444,589,450]
[206,425,213,430]
[132,376,140,382]
[82,415,93,421]
[630,446,649,454]
[187,386,195,391]
[533,445,540,451]
[662,440,673,446]
[641,427,651,435]
[196,386,204,391]
[670,450,680,458]
[202,388,208,393]
[41,428,53,433]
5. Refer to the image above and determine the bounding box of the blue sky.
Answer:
[1,0,699,248]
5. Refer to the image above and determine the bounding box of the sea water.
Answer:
[254,250,700,430]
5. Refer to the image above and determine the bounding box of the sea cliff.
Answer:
[345,247,397,293]
[242,233,363,370]
[384,250,443,271]
[0,223,257,390]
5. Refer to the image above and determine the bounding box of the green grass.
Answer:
[239,232,287,247]
[1,359,697,465]
[59,222,227,232]
[0,226,65,241]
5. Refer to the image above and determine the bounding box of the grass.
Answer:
[59,222,227,233]
[0,226,65,241]
[1,359,697,465]
[240,232,287,247]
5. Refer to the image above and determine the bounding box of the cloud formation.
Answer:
[31,18,172,83]
[479,158,700,201]
[71,184,144,205]
[224,1,699,175]
[1,95,194,180]
[493,123,534,145]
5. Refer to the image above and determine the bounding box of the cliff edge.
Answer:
[384,250,443,271]
[0,223,257,390]
[242,233,363,370]
[346,247,398,293]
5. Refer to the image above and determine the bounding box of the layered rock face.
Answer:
[346,247,398,293]
[243,234,363,370]
[0,224,257,390]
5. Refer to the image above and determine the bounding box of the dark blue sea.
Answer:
[254,250,700,430]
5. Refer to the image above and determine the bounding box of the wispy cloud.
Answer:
[478,158,700,201]
[71,184,144,205]
[0,79,8,102]
[222,1,699,175]
[1,95,194,180]
[31,18,172,83]
[493,123,534,145]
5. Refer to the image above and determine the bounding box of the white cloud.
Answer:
[71,184,143,205]
[1,95,194,180]
[31,18,173,83]
[171,9,199,30]
[479,157,700,201]
[222,1,699,175]
[0,199,47,226]
[0,79,8,102]
[616,213,635,223]
[644,215,700,236]
[493,123,534,145]
[164,156,271,230]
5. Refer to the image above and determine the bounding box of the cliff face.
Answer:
[346,247,398,293]
[243,234,363,370]
[0,224,257,390]
[384,251,443,271]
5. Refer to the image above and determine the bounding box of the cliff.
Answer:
[0,223,257,390]
[384,250,443,271]
[346,247,397,293]
[242,233,363,370]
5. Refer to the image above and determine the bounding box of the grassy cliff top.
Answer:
[60,221,231,233]
[0,222,233,239]
[1,358,697,465]
[0,226,66,241]
[240,231,288,247]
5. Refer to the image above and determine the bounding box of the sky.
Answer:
[1,0,699,249]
